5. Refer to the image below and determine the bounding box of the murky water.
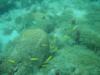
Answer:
[0,0,100,75]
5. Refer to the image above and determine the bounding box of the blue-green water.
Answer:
[0,0,100,75]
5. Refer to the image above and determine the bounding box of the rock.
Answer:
[78,6,100,51]
[67,22,100,52]
[79,26,100,50]
[1,28,50,75]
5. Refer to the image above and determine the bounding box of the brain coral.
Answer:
[1,28,50,75]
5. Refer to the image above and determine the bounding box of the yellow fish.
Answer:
[8,59,16,64]
[30,57,39,61]
[44,56,53,64]
[72,25,78,31]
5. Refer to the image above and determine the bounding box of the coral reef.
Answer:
[0,0,100,75]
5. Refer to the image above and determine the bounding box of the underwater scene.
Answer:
[0,0,100,75]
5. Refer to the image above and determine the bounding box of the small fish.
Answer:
[72,25,78,31]
[40,56,53,68]
[44,56,53,64]
[8,59,16,64]
[30,57,39,61]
